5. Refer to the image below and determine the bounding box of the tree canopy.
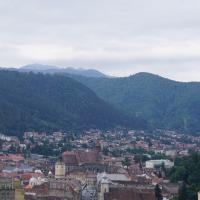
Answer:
[0,70,146,136]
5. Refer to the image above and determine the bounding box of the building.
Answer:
[62,150,107,173]
[97,172,130,184]
[0,177,15,200]
[198,191,200,200]
[145,159,174,169]
[55,160,66,179]
[162,182,180,199]
[97,173,155,200]
[14,178,25,200]
[103,187,155,200]
[49,178,81,200]
[165,150,177,158]
[99,174,109,200]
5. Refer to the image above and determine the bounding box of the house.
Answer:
[145,160,174,169]
[0,177,15,200]
[97,173,155,200]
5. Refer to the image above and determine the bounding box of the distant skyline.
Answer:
[0,0,200,81]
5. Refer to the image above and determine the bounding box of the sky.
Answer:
[0,0,200,81]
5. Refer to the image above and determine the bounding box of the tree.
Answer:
[122,157,131,168]
[0,70,138,136]
[155,184,162,200]
[161,162,167,177]
[178,182,187,200]
[168,153,200,200]
[102,147,109,156]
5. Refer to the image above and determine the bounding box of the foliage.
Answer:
[169,153,200,200]
[178,182,188,200]
[0,70,145,135]
[102,147,109,156]
[155,184,162,200]
[127,148,147,154]
[73,72,200,134]
[122,157,131,167]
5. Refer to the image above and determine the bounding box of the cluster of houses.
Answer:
[0,129,199,200]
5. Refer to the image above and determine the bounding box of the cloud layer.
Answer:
[0,0,200,81]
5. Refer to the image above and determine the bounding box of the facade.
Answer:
[0,177,15,200]
[55,160,66,179]
[165,150,177,158]
[97,173,155,200]
[99,175,109,200]
[103,187,155,200]
[145,159,174,169]
[49,178,81,200]
[162,183,180,199]
[15,188,25,200]
[15,178,25,200]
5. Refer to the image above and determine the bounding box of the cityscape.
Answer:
[0,128,199,199]
[1,0,200,200]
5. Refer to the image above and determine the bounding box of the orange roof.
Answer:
[0,154,24,161]
[0,172,18,177]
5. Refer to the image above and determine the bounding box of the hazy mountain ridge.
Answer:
[0,70,145,136]
[18,63,108,78]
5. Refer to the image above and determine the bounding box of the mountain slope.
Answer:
[71,72,200,134]
[19,64,108,78]
[0,70,145,136]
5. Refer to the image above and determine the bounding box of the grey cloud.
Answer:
[0,0,200,81]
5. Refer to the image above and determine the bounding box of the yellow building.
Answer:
[198,191,200,200]
[14,178,24,200]
[55,160,66,179]
[15,189,24,200]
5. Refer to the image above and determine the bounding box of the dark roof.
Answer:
[62,152,78,165]
[104,187,155,200]
[62,150,100,165]
[76,150,99,165]
[162,183,180,196]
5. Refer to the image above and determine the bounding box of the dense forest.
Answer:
[2,69,200,135]
[0,70,145,136]
[72,72,200,134]
[169,153,200,200]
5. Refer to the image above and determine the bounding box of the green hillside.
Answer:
[0,71,145,136]
[73,72,200,134]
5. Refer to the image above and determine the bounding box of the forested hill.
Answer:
[72,72,200,134]
[0,70,145,136]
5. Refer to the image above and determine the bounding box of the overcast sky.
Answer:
[0,0,200,81]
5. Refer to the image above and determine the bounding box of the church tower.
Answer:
[99,173,109,200]
[55,158,66,179]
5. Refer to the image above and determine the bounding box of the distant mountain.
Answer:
[72,72,200,134]
[19,63,108,78]
[20,64,54,71]
[0,70,145,136]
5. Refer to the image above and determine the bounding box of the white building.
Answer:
[97,172,129,184]
[165,150,176,157]
[29,177,48,187]
[145,159,174,169]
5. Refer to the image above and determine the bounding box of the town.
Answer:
[0,129,199,200]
